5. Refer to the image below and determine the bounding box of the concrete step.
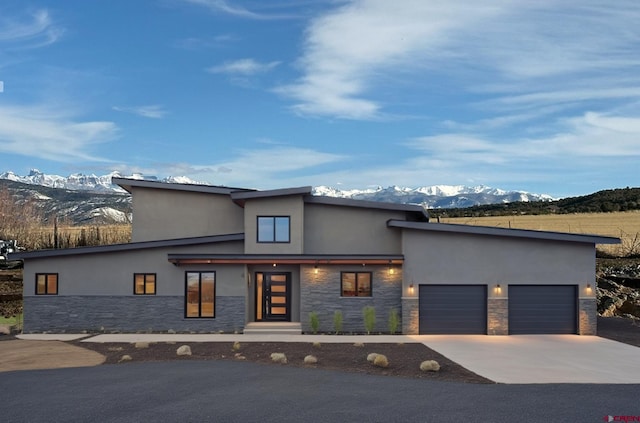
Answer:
[243,322,302,335]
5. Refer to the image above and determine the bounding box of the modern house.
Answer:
[12,178,619,335]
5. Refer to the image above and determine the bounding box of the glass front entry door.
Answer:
[256,272,291,321]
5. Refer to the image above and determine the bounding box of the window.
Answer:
[36,273,58,295]
[257,216,290,243]
[341,272,372,297]
[185,271,215,318]
[134,273,156,295]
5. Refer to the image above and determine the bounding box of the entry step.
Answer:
[243,322,302,335]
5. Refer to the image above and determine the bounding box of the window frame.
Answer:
[35,273,58,295]
[184,271,216,318]
[133,273,157,295]
[340,271,372,297]
[257,216,291,243]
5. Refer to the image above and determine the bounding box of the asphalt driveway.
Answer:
[1,361,638,423]
[417,335,640,383]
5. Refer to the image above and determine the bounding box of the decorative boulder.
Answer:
[373,354,389,368]
[119,355,132,363]
[366,352,379,363]
[304,355,318,364]
[134,342,150,349]
[420,360,441,372]
[176,345,192,356]
[270,352,287,364]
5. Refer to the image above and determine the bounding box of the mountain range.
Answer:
[0,169,555,224]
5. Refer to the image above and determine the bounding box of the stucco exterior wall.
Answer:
[130,187,244,242]
[303,204,404,254]
[244,196,304,254]
[21,242,249,333]
[401,229,595,294]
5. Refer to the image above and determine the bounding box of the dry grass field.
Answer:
[439,211,640,257]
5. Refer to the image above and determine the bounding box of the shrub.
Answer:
[232,341,241,351]
[333,310,343,334]
[420,360,440,372]
[312,342,321,348]
[373,354,389,368]
[363,306,376,334]
[367,352,379,363]
[388,308,400,334]
[309,311,320,334]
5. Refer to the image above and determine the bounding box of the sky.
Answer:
[1,0,639,198]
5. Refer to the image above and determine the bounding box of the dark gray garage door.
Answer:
[509,285,577,334]
[419,285,487,334]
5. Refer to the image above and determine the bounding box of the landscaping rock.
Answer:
[176,345,192,356]
[134,342,150,349]
[420,360,441,372]
[304,355,318,364]
[119,355,132,363]
[366,352,378,363]
[373,354,389,368]
[270,352,287,364]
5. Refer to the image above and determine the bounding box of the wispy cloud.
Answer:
[113,105,168,119]
[207,58,281,75]
[172,34,237,50]
[0,104,117,163]
[0,9,63,49]
[278,0,640,120]
[181,0,295,20]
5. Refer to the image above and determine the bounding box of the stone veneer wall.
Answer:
[401,298,419,334]
[300,267,402,333]
[23,296,246,333]
[579,298,597,335]
[487,298,508,335]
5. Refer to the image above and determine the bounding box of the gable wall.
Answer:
[401,229,595,288]
[243,196,304,254]
[130,187,244,242]
[303,203,404,254]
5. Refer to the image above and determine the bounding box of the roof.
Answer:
[113,177,253,195]
[231,186,313,206]
[168,253,403,266]
[387,220,621,245]
[9,233,245,260]
[304,195,429,220]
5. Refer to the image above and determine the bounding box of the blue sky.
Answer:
[1,0,639,197]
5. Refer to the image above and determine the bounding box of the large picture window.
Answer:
[257,216,290,243]
[134,273,156,295]
[185,271,215,318]
[36,273,58,295]
[341,272,372,297]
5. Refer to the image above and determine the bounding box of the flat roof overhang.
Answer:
[168,254,404,266]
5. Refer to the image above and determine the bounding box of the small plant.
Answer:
[388,308,400,334]
[333,310,343,334]
[232,341,241,351]
[312,341,321,348]
[363,306,376,334]
[367,352,379,362]
[373,354,389,368]
[309,311,320,334]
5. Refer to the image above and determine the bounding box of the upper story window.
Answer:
[257,216,290,243]
[36,273,58,295]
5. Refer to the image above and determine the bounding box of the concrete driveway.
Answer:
[417,335,640,383]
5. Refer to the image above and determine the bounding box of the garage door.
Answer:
[509,285,577,334]
[419,285,487,334]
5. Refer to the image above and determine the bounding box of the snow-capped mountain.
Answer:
[0,169,204,193]
[313,185,554,209]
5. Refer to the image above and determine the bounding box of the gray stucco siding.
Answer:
[300,266,402,333]
[22,295,246,333]
[304,204,404,255]
[22,242,246,296]
[131,187,244,242]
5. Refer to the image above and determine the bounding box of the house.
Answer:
[12,178,620,335]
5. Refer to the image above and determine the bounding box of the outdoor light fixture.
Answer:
[409,283,414,295]
[314,264,319,274]
[586,283,592,292]
[272,263,277,267]
[495,284,502,294]
[388,260,395,275]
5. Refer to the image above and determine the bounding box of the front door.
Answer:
[256,272,291,321]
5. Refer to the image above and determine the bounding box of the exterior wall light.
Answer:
[388,260,395,275]
[314,264,318,274]
[586,283,592,293]
[495,284,502,294]
[409,283,414,295]
[272,263,277,267]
